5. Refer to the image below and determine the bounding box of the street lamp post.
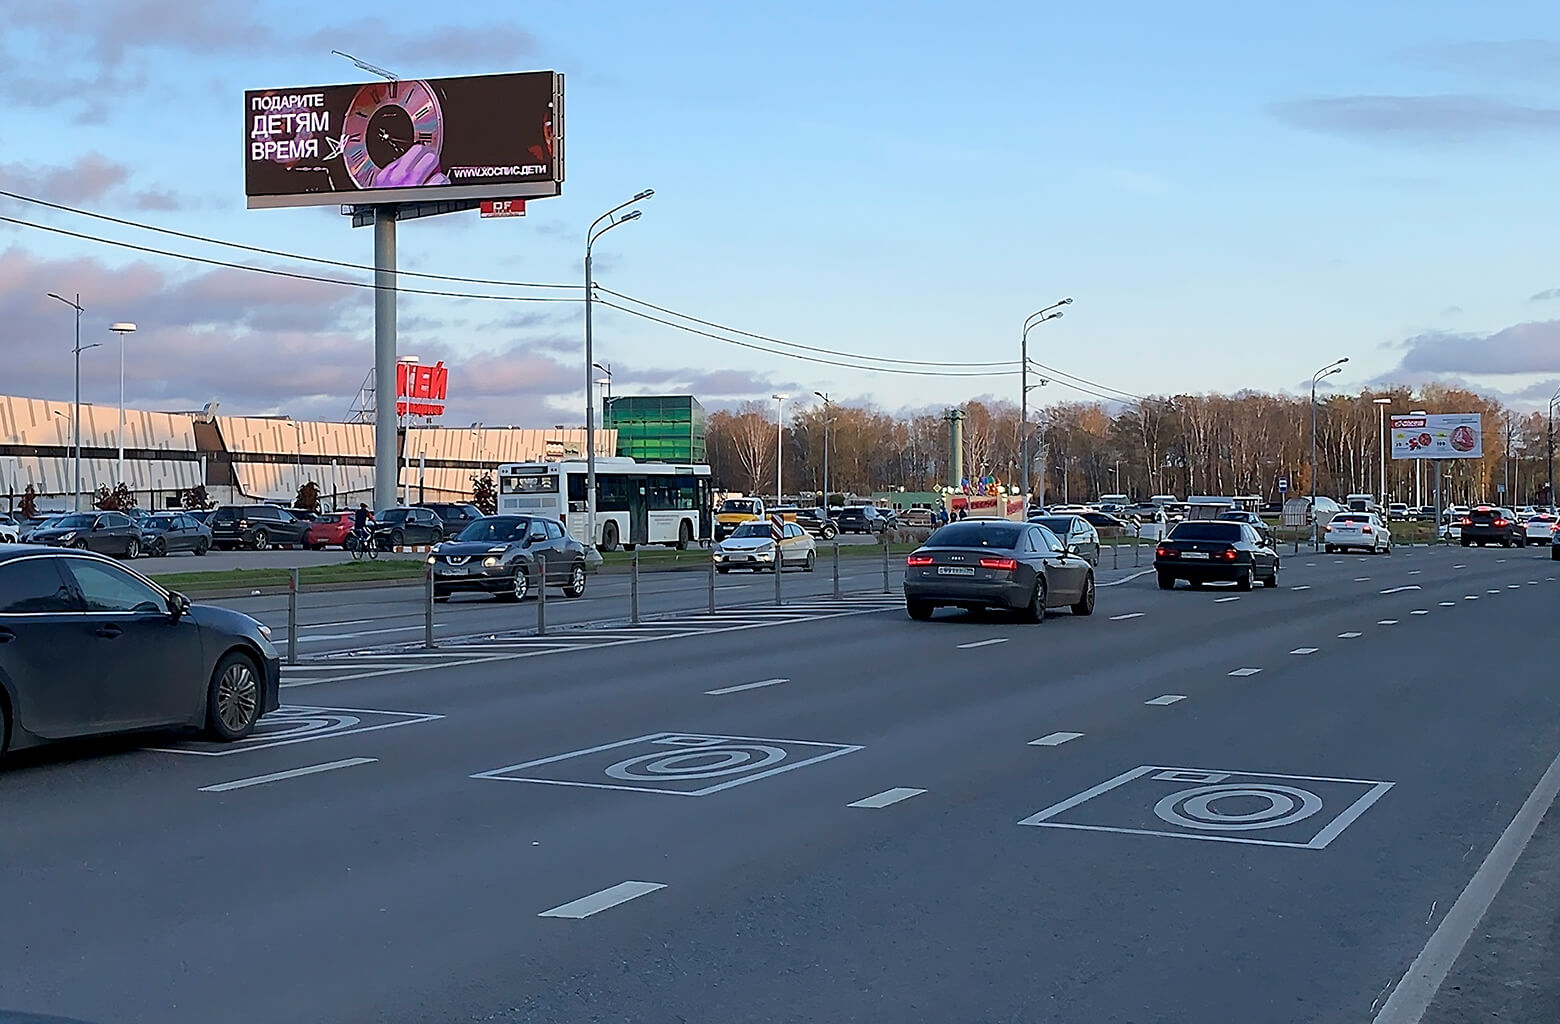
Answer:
[1021,299,1071,503]
[813,391,831,507]
[1310,357,1349,549]
[1373,396,1392,508]
[772,394,788,504]
[585,190,653,550]
[48,292,101,511]
[1548,389,1559,509]
[109,322,136,485]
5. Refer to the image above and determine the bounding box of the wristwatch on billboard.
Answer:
[341,80,446,189]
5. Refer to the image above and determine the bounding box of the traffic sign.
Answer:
[1278,477,1289,494]
[770,514,785,541]
[1497,483,1506,493]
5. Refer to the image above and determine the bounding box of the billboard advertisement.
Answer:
[397,360,447,417]
[1390,413,1483,460]
[245,71,562,209]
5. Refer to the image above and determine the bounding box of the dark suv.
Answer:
[835,505,889,534]
[1459,506,1525,548]
[416,502,485,537]
[208,504,313,550]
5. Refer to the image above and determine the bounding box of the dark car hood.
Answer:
[28,528,82,541]
[186,603,268,638]
[435,540,521,557]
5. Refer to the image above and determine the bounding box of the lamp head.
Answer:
[109,322,136,334]
[633,189,655,201]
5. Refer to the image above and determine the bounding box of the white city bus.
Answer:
[496,458,713,550]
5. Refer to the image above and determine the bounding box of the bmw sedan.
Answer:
[0,547,280,756]
[428,515,590,601]
[1154,520,1280,590]
[902,519,1095,622]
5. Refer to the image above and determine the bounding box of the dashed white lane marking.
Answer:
[705,677,789,695]
[1507,584,1521,589]
[1549,578,1557,582]
[848,787,927,809]
[1109,612,1145,621]
[1440,601,1456,607]
[1291,585,1312,591]
[1029,731,1084,746]
[1354,577,1371,582]
[1408,570,1422,575]
[1144,694,1188,705]
[1339,632,1363,639]
[1411,610,1430,615]
[1497,559,1507,563]
[1453,564,1466,569]
[1214,596,1241,603]
[1528,581,1539,586]
[1291,647,1319,655]
[198,757,377,793]
[1378,619,1399,625]
[1465,596,1479,601]
[1305,562,1317,567]
[1228,667,1262,677]
[1486,589,1501,595]
[539,881,667,919]
[1380,585,1422,594]
[957,638,1010,649]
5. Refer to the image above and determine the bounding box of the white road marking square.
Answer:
[539,881,665,919]
[471,732,861,796]
[1411,610,1430,615]
[1018,764,1394,849]
[1291,648,1319,655]
[1029,731,1085,746]
[148,705,444,757]
[1228,668,1262,677]
[1144,694,1188,705]
[1378,620,1398,625]
[848,787,927,808]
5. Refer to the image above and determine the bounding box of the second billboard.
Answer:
[1390,413,1483,459]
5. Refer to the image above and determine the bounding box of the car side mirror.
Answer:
[166,591,190,619]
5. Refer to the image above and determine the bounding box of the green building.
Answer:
[603,395,707,463]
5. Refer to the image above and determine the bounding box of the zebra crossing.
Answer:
[280,594,905,688]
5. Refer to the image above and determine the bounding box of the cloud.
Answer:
[131,190,182,211]
[1530,288,1560,302]
[8,0,274,65]
[1269,94,1560,145]
[304,18,539,69]
[1441,305,1463,317]
[0,153,129,205]
[1393,322,1560,375]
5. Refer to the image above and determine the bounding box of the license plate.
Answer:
[439,566,471,576]
[937,566,976,576]
[1182,551,1210,560]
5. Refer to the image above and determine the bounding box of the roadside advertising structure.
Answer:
[245,71,563,209]
[1390,414,1482,461]
[396,361,447,417]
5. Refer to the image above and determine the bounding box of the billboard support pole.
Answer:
[373,208,399,514]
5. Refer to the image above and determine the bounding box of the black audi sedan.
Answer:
[428,515,590,602]
[1154,520,1279,590]
[902,519,1096,622]
[0,547,280,757]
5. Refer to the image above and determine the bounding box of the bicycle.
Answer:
[348,526,378,561]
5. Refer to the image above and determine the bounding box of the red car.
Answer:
[304,510,370,550]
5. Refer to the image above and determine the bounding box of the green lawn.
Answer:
[150,559,429,592]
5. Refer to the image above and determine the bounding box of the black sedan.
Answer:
[903,519,1095,622]
[1216,509,1274,545]
[138,512,214,556]
[372,506,446,549]
[1154,520,1279,590]
[0,547,280,756]
[26,511,145,559]
[428,515,589,602]
[1458,506,1525,548]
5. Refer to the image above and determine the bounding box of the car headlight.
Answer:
[483,556,499,567]
[426,556,436,564]
[59,531,75,541]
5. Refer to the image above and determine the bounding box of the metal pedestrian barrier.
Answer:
[832,541,841,599]
[287,567,300,665]
[424,566,436,649]
[630,548,641,624]
[535,562,547,636]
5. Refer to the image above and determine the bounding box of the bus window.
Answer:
[501,473,556,495]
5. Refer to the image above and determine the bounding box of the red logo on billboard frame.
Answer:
[397,360,448,417]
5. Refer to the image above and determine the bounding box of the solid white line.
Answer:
[705,677,789,695]
[1339,631,1363,638]
[1291,647,1319,655]
[1380,585,1422,594]
[1228,667,1262,677]
[957,638,1010,649]
[1029,731,1084,746]
[1109,612,1144,621]
[848,787,927,809]
[1372,747,1560,1024]
[198,757,377,793]
[1144,694,1187,705]
[1213,596,1240,603]
[538,881,666,919]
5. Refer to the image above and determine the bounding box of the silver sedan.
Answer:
[713,521,817,572]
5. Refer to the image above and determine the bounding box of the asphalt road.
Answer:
[2,544,1558,1023]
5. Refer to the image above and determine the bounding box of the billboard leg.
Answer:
[373,207,399,514]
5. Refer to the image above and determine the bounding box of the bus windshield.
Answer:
[501,474,557,494]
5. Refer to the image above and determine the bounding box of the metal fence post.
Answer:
[536,562,547,636]
[832,540,841,599]
[423,565,436,649]
[286,567,299,666]
[707,550,716,614]
[882,539,890,594]
[773,553,783,605]
[1112,539,1119,570]
[1134,529,1140,567]
[630,548,640,624]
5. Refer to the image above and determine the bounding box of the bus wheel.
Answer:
[676,520,693,550]
[600,521,620,552]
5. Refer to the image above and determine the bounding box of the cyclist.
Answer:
[352,502,372,550]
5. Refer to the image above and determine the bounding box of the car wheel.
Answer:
[823,526,836,540]
[1501,539,1511,548]
[1070,573,1096,616]
[1236,566,1254,591]
[73,539,90,550]
[1461,539,1470,547]
[906,599,934,621]
[1264,565,1280,588]
[1552,546,1560,561]
[204,651,261,742]
[389,530,405,550]
[502,566,530,602]
[1024,579,1047,623]
[1323,545,1333,553]
[123,538,140,560]
[563,562,587,598]
[251,529,271,551]
[149,538,166,558]
[1157,571,1175,590]
[600,521,620,552]
[676,520,693,551]
[804,550,816,573]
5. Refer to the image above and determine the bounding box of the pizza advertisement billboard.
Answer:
[1390,413,1482,460]
[245,71,563,209]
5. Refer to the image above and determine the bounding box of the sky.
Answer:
[2,0,1560,428]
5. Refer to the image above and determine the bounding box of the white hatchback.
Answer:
[1324,512,1392,553]
[1524,512,1558,544]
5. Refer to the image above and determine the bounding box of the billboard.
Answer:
[1390,413,1482,460]
[397,360,447,417]
[245,71,562,209]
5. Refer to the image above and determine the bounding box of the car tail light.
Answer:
[1221,548,1238,561]
[1460,518,1472,526]
[1361,525,1372,534]
[1324,524,1334,532]
[906,555,934,566]
[979,557,1018,570]
[1494,518,1509,528]
[1155,546,1174,557]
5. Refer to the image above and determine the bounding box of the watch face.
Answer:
[341,80,445,189]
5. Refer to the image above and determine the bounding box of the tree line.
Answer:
[705,384,1557,506]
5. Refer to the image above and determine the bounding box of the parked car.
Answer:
[903,519,1095,621]
[899,507,936,529]
[1323,512,1391,554]
[417,502,485,538]
[0,514,18,544]
[304,510,366,550]
[372,506,446,548]
[0,547,279,755]
[835,505,890,534]
[713,520,817,572]
[1515,506,1538,523]
[186,509,216,525]
[1155,520,1279,590]
[1078,510,1129,537]
[1029,515,1101,567]
[428,515,590,602]
[138,512,213,556]
[1458,506,1525,548]
[19,515,65,542]
[1523,512,1557,545]
[1386,503,1411,522]
[1217,509,1274,546]
[714,497,765,541]
[26,511,145,559]
[207,504,312,551]
[1416,505,1438,522]
[794,507,839,539]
